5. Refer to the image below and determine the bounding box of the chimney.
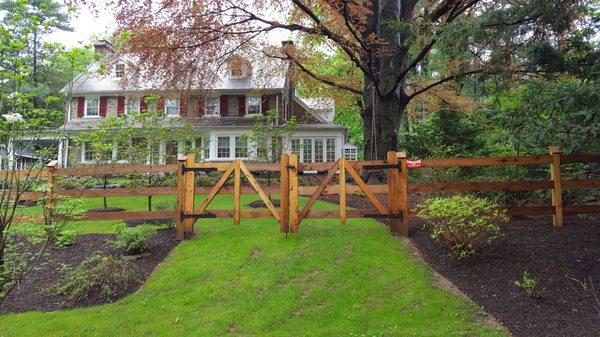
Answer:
[93,40,113,57]
[281,41,296,121]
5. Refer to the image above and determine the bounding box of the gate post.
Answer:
[175,155,186,240]
[549,146,564,227]
[398,152,409,237]
[387,152,400,234]
[289,153,299,233]
[279,154,290,233]
[184,154,196,234]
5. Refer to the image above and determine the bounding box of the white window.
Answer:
[205,98,220,116]
[344,148,358,161]
[165,99,180,116]
[291,139,301,155]
[302,139,313,163]
[203,139,211,159]
[314,139,324,162]
[115,64,125,77]
[85,98,99,117]
[326,138,336,162]
[217,136,231,158]
[247,97,261,115]
[126,98,140,114]
[235,136,248,158]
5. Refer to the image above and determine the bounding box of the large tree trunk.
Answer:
[360,0,416,161]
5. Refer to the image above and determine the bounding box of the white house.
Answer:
[57,41,358,167]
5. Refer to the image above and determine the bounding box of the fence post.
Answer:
[175,155,186,240]
[45,160,57,220]
[339,158,347,225]
[184,154,196,234]
[397,152,409,237]
[289,153,299,233]
[549,146,564,227]
[279,154,290,233]
[233,160,241,225]
[387,152,400,234]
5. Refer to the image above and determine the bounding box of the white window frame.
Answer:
[234,136,249,159]
[84,97,100,118]
[164,99,180,116]
[115,64,125,78]
[125,98,140,114]
[343,148,358,161]
[291,137,337,163]
[246,96,261,116]
[217,136,231,159]
[205,98,220,116]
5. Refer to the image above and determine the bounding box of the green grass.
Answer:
[1,196,506,337]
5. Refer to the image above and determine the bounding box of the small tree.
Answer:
[76,95,195,211]
[248,110,297,186]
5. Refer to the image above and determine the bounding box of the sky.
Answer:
[47,5,115,48]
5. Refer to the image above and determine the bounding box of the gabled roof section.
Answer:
[293,96,336,124]
[60,52,289,95]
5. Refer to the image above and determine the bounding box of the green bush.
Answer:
[114,224,156,254]
[154,201,176,228]
[53,255,139,303]
[55,231,76,248]
[419,195,508,259]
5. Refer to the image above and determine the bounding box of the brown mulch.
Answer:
[0,229,179,314]
[87,207,127,213]
[248,199,281,208]
[319,194,600,337]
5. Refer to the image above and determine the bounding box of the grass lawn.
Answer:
[1,195,506,337]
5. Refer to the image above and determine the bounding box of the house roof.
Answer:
[60,54,289,95]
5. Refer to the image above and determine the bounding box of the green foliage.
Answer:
[514,272,538,297]
[419,195,508,259]
[248,109,297,162]
[39,195,85,241]
[53,254,140,303]
[114,224,156,253]
[401,109,485,158]
[55,231,76,248]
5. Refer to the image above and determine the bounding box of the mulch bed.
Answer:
[319,194,600,337]
[0,229,179,314]
[248,199,281,208]
[87,207,127,213]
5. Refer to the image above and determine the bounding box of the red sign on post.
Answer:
[406,159,423,168]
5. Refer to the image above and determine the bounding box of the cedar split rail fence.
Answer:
[10,146,600,239]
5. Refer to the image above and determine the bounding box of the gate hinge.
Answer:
[181,164,217,175]
[361,164,402,171]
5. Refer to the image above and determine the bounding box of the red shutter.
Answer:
[76,97,85,118]
[197,97,205,116]
[99,97,108,117]
[261,95,270,115]
[140,96,148,112]
[180,97,188,116]
[238,95,246,117]
[157,97,165,114]
[117,96,125,116]
[220,95,229,117]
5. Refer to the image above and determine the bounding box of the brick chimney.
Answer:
[281,41,295,121]
[93,40,113,57]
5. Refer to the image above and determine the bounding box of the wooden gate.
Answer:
[175,151,409,240]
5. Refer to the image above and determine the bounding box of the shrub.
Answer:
[53,255,139,303]
[419,195,508,259]
[514,272,538,297]
[56,231,76,248]
[114,224,156,254]
[154,201,176,228]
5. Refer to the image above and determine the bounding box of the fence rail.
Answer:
[8,147,600,239]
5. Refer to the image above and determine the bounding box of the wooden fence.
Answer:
[9,147,600,240]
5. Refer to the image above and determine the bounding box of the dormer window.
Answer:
[247,96,261,115]
[228,56,252,79]
[165,99,180,116]
[115,64,125,78]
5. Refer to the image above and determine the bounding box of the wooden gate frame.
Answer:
[175,154,281,240]
[175,151,409,240]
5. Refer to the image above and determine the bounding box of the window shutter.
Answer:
[180,97,188,116]
[76,97,85,118]
[99,97,108,117]
[261,95,270,115]
[197,97,205,116]
[117,96,125,116]
[157,97,165,114]
[238,95,246,117]
[220,95,229,117]
[140,96,148,112]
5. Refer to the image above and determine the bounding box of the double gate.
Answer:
[175,152,409,240]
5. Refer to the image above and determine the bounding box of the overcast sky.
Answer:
[46,5,115,48]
